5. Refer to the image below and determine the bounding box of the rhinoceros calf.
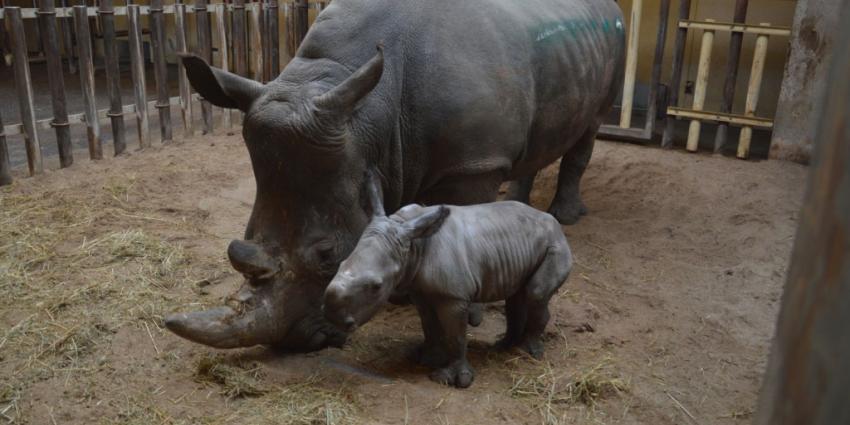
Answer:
[324,178,572,388]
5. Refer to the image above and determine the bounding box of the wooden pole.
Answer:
[59,0,75,74]
[267,0,280,79]
[73,5,102,160]
[175,2,195,137]
[150,0,172,143]
[261,0,269,82]
[619,0,642,129]
[249,2,263,82]
[285,2,297,58]
[232,0,248,78]
[196,0,214,134]
[37,0,73,167]
[754,3,850,421]
[661,0,691,149]
[714,0,749,153]
[99,0,127,156]
[685,25,716,152]
[128,5,150,149]
[7,7,43,175]
[0,109,11,187]
[295,0,308,47]
[737,29,769,160]
[215,7,232,129]
[645,0,670,136]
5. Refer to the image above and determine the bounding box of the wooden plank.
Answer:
[196,0,214,134]
[686,26,715,152]
[249,2,263,81]
[267,0,279,79]
[37,0,73,167]
[99,0,127,156]
[714,0,749,153]
[0,109,11,186]
[754,4,850,420]
[661,0,691,149]
[175,2,195,137]
[295,0,308,47]
[644,0,670,137]
[737,31,769,159]
[73,5,102,160]
[285,2,298,58]
[232,0,248,78]
[150,0,172,143]
[679,20,791,36]
[58,0,75,74]
[619,0,642,129]
[7,7,43,175]
[215,6,232,129]
[667,107,773,128]
[128,5,150,148]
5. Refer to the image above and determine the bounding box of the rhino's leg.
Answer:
[428,301,475,389]
[517,249,571,359]
[412,302,450,367]
[548,123,598,225]
[503,172,538,204]
[495,291,528,350]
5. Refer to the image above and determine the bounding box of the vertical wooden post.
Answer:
[128,5,150,149]
[73,5,102,160]
[232,0,248,78]
[754,4,850,420]
[295,0,308,47]
[619,0,642,129]
[249,2,264,81]
[267,0,280,79]
[714,0,749,153]
[175,2,195,137]
[215,6,232,129]
[737,29,769,160]
[99,0,127,155]
[0,109,11,187]
[196,0,214,134]
[59,0,76,74]
[150,0,172,143]
[261,0,269,82]
[285,2,297,58]
[686,25,715,152]
[37,0,73,167]
[645,0,670,136]
[7,7,43,175]
[662,0,691,149]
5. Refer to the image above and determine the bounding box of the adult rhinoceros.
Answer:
[165,0,625,351]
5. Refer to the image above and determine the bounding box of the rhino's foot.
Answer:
[519,337,545,360]
[467,303,483,327]
[548,198,588,225]
[494,334,522,351]
[429,360,475,389]
[412,344,450,368]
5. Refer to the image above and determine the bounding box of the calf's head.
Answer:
[165,48,393,350]
[324,176,449,332]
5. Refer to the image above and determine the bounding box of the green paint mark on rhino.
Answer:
[534,17,623,43]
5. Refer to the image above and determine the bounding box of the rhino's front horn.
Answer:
[164,306,272,349]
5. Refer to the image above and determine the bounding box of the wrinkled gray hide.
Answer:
[325,179,573,388]
[165,0,623,352]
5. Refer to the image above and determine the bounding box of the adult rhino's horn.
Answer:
[312,45,384,116]
[180,53,263,111]
[164,306,269,348]
[227,240,280,279]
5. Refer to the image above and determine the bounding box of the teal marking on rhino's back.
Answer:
[534,17,624,43]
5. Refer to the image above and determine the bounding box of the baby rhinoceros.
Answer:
[323,178,573,389]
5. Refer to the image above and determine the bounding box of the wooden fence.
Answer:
[0,0,325,187]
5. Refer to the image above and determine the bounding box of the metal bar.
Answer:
[661,0,691,149]
[667,107,773,128]
[128,5,150,148]
[38,0,73,167]
[175,2,195,137]
[0,108,11,187]
[754,2,850,419]
[679,20,791,36]
[714,0,749,153]
[215,6,232,129]
[196,0,214,134]
[686,25,716,152]
[150,0,172,143]
[737,31,770,159]
[249,2,263,81]
[619,0,642,129]
[73,5,102,160]
[267,0,279,79]
[7,7,43,175]
[99,0,127,155]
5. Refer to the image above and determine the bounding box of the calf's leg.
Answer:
[518,249,572,359]
[413,302,450,367]
[547,122,598,225]
[428,300,475,388]
[495,291,528,350]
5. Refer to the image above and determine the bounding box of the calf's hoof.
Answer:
[548,199,588,225]
[413,344,450,368]
[429,361,475,389]
[467,303,483,327]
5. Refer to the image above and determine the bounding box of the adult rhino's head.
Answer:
[165,47,390,350]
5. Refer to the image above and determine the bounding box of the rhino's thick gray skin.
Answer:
[165,0,624,351]
[325,179,573,388]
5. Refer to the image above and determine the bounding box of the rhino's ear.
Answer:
[403,206,449,239]
[312,45,384,116]
[180,53,263,111]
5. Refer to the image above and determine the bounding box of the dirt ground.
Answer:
[0,133,807,424]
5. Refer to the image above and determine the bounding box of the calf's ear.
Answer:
[403,206,449,239]
[180,53,263,111]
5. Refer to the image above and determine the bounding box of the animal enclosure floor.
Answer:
[0,134,807,424]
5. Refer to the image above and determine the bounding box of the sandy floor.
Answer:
[0,134,807,424]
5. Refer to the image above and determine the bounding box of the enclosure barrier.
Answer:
[0,0,328,187]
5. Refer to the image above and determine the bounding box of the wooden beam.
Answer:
[0,107,11,187]
[175,2,195,137]
[73,5,103,160]
[7,7,43,175]
[619,0,642,129]
[215,6,232,129]
[128,5,150,148]
[99,0,127,155]
[679,20,791,36]
[196,0,214,134]
[714,0,749,153]
[661,0,691,149]
[667,107,773,128]
[37,0,74,167]
[737,30,770,159]
[150,0,173,143]
[686,25,716,152]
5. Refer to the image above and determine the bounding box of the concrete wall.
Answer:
[769,0,841,163]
